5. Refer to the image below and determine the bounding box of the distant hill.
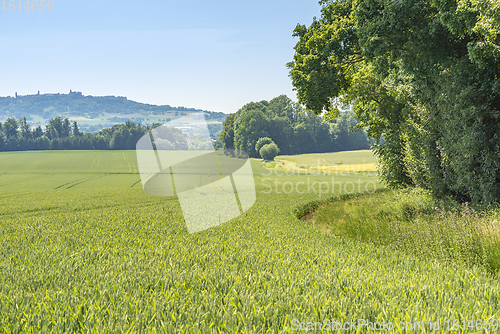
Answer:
[0,90,227,132]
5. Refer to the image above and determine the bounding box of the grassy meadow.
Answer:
[1,150,500,332]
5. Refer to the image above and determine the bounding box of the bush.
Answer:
[259,143,280,161]
[255,137,274,154]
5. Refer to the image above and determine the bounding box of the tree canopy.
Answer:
[220,95,370,157]
[288,0,500,203]
[260,143,280,161]
[0,117,153,151]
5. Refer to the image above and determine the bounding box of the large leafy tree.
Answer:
[330,108,371,152]
[233,104,270,157]
[220,113,236,149]
[288,0,500,203]
[3,118,19,151]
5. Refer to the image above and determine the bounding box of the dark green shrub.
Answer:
[259,143,280,161]
[255,137,274,154]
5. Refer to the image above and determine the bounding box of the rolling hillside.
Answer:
[0,91,227,132]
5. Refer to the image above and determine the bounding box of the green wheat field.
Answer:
[1,150,499,332]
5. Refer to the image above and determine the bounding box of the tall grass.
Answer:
[306,189,500,273]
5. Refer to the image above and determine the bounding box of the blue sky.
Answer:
[0,1,322,113]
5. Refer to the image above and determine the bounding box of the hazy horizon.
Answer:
[0,1,322,114]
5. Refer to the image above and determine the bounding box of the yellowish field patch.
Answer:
[259,150,379,174]
[262,159,377,174]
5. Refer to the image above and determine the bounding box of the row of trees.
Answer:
[219,95,370,158]
[1,95,371,157]
[287,0,500,203]
[0,116,151,151]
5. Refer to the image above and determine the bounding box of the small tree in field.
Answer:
[255,137,274,154]
[260,143,280,161]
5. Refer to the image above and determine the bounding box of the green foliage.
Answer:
[234,105,270,157]
[222,95,370,156]
[107,121,147,150]
[46,116,70,139]
[259,143,280,161]
[34,136,51,150]
[330,108,372,151]
[288,0,500,203]
[0,117,153,151]
[72,121,81,136]
[254,137,274,154]
[219,113,235,149]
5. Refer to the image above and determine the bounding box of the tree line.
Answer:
[287,0,500,203]
[0,95,371,156]
[220,95,370,158]
[0,116,151,151]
